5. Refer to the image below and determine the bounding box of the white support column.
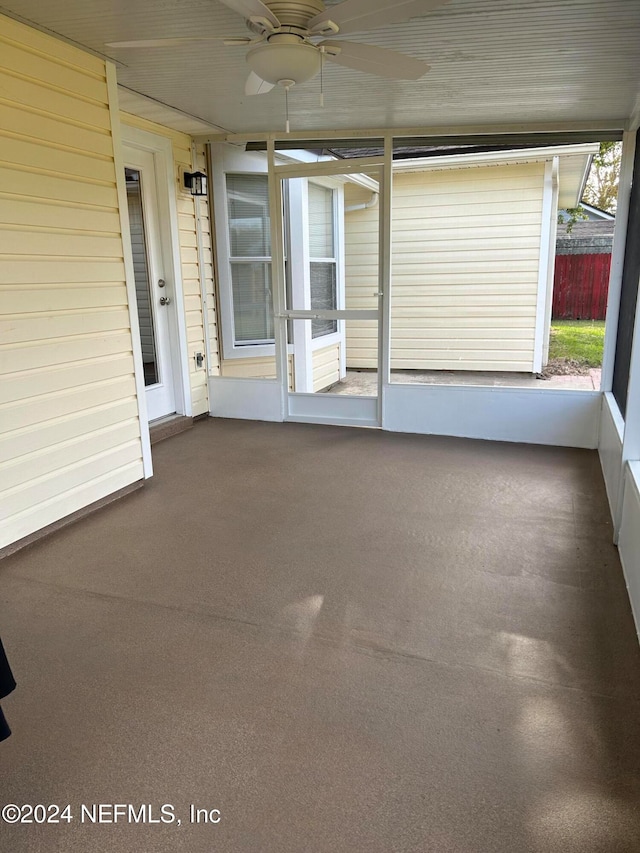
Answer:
[288,178,313,393]
[268,139,288,415]
[601,131,637,391]
[379,134,393,427]
[542,157,560,365]
[622,271,640,464]
[533,159,556,374]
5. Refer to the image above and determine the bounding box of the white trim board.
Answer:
[201,121,625,145]
[208,377,283,422]
[618,462,640,641]
[107,64,153,479]
[599,392,624,524]
[390,143,599,173]
[382,385,601,448]
[121,123,193,419]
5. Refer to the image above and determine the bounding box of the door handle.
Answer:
[159,296,171,306]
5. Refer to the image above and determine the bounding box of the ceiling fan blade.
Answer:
[107,37,232,48]
[309,0,450,36]
[245,71,275,95]
[217,0,280,29]
[321,41,429,80]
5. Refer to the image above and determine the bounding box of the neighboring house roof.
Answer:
[556,219,616,254]
[580,202,616,220]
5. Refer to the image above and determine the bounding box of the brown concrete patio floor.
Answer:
[1,419,639,852]
[326,368,602,394]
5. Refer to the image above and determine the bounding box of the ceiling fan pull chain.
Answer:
[285,83,290,134]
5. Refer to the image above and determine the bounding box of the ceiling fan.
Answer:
[107,0,450,97]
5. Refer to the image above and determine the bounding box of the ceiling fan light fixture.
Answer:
[246,41,321,86]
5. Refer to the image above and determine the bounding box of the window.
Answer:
[308,183,338,338]
[226,174,273,345]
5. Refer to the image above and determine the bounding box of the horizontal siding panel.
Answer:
[0,166,119,208]
[0,376,137,435]
[389,236,542,252]
[389,339,535,354]
[0,70,110,129]
[0,197,120,233]
[1,354,134,404]
[0,284,127,314]
[0,439,142,517]
[179,230,197,249]
[0,258,125,284]
[0,40,108,102]
[1,308,131,344]
[0,398,139,464]
[0,419,140,491]
[0,461,143,550]
[0,229,122,257]
[1,332,133,374]
[0,103,113,158]
[346,160,543,372]
[0,134,115,182]
[392,165,545,186]
[0,15,146,552]
[191,386,208,417]
[221,357,278,379]
[347,214,543,234]
[389,358,535,371]
[0,16,106,73]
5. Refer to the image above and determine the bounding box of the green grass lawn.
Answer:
[548,320,605,367]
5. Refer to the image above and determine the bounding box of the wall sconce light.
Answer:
[184,170,207,196]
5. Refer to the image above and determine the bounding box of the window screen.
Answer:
[226,174,273,344]
[613,130,640,416]
[308,183,337,338]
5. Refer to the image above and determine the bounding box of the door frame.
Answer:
[118,124,192,452]
[270,150,389,428]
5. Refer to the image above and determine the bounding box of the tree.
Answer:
[582,141,622,213]
[558,206,588,233]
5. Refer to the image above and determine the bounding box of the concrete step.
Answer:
[149,415,193,445]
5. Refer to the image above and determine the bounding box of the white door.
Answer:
[124,147,177,421]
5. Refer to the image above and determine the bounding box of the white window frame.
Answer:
[212,145,278,360]
[212,144,346,364]
[307,179,343,346]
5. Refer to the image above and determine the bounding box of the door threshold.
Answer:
[149,414,193,445]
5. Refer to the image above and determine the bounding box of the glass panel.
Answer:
[308,183,334,258]
[310,262,337,338]
[226,174,271,257]
[125,167,158,387]
[231,262,273,343]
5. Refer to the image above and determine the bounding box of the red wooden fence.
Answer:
[552,253,611,320]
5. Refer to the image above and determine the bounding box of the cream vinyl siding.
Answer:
[0,14,144,550]
[312,344,341,392]
[345,163,545,372]
[220,356,295,390]
[120,113,215,414]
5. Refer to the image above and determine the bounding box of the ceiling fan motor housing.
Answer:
[248,0,325,32]
[247,35,321,85]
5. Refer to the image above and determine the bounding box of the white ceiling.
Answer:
[2,0,639,135]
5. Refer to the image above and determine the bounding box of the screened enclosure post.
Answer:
[268,139,288,416]
[602,130,637,393]
[378,134,393,426]
[622,272,640,461]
